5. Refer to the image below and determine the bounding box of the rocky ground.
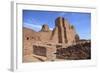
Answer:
[56,41,91,60]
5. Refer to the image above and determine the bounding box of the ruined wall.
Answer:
[51,17,77,44]
[23,28,33,55]
[33,45,57,61]
[23,17,80,61]
[33,45,46,57]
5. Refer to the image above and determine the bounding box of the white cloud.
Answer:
[23,22,53,31]
[23,22,41,31]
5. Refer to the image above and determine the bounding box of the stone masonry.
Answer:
[23,17,80,62]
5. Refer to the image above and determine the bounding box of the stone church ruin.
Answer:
[23,17,91,62]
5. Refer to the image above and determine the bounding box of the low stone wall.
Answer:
[33,44,57,61]
[33,46,46,57]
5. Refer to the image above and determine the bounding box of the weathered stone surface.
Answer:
[40,24,51,32]
[51,17,77,44]
[56,41,91,60]
[23,17,79,45]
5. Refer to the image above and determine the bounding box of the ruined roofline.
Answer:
[40,24,52,32]
[55,16,70,22]
[55,16,70,26]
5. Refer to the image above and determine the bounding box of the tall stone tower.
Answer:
[51,17,78,44]
[55,17,68,43]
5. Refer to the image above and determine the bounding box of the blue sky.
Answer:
[23,10,91,40]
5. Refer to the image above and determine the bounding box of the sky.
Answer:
[23,10,91,40]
